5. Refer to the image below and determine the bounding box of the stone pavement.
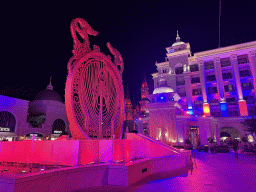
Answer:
[77,151,256,192]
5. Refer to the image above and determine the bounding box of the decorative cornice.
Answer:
[166,49,191,57]
[230,54,238,60]
[155,61,169,68]
[249,50,256,57]
[194,41,256,58]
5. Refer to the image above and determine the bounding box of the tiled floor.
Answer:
[78,151,256,192]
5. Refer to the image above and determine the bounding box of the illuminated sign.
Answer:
[26,133,43,137]
[0,127,11,132]
[54,130,62,134]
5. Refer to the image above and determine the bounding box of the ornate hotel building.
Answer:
[152,32,256,118]
[133,32,256,147]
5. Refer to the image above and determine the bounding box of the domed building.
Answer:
[0,77,70,141]
[26,77,70,140]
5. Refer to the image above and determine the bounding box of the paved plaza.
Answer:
[78,151,256,192]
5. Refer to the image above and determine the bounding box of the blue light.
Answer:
[220,102,228,117]
[188,109,194,115]
[157,95,166,102]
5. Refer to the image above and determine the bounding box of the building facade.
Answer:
[0,78,70,141]
[152,31,256,118]
[141,33,256,147]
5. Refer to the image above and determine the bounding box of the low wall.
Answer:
[0,134,191,167]
[0,164,128,192]
[0,140,79,166]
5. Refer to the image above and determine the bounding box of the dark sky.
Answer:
[1,0,256,104]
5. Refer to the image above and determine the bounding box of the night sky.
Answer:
[1,1,256,104]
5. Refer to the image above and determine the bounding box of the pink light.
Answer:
[238,100,248,116]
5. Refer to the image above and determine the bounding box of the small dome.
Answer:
[34,89,62,102]
[172,41,185,47]
[172,30,185,47]
[153,87,174,94]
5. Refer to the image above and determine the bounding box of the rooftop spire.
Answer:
[176,30,180,42]
[47,76,53,90]
[141,74,148,88]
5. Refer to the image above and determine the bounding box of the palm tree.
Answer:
[241,105,256,141]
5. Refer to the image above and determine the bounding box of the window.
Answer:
[238,54,249,64]
[240,70,251,77]
[222,72,233,80]
[208,87,218,94]
[242,82,254,90]
[175,67,183,74]
[204,61,214,70]
[224,85,235,92]
[192,88,202,96]
[194,100,203,105]
[194,100,203,108]
[244,96,255,104]
[206,75,216,82]
[162,69,167,73]
[190,64,199,72]
[226,97,237,105]
[220,58,231,67]
[191,77,200,84]
[210,99,219,106]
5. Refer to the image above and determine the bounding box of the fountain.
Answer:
[0,18,192,192]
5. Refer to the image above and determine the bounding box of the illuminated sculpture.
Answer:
[65,18,125,139]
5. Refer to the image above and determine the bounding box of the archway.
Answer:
[220,127,241,142]
[52,119,66,134]
[0,111,16,132]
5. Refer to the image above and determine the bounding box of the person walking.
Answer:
[233,139,239,158]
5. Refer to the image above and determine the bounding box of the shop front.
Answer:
[25,133,44,140]
[0,127,17,141]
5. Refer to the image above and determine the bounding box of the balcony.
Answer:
[221,61,231,67]
[222,72,233,80]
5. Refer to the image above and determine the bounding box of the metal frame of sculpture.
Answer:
[65,18,125,140]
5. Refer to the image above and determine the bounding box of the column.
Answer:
[214,57,228,117]
[248,51,256,92]
[153,77,158,89]
[198,60,210,116]
[168,73,176,92]
[184,70,193,115]
[230,54,248,116]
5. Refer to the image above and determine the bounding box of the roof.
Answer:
[34,89,62,102]
[153,87,174,94]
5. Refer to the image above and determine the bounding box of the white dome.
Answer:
[153,87,174,94]
[172,41,185,46]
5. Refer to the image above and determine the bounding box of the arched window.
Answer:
[0,111,16,132]
[52,119,66,134]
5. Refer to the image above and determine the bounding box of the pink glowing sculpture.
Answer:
[65,18,125,140]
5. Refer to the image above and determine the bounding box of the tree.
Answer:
[241,118,256,141]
